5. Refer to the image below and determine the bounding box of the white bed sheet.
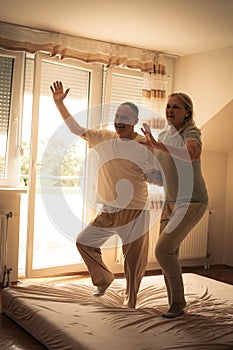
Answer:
[2,273,233,350]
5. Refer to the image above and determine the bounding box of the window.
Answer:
[103,67,169,209]
[0,56,14,176]
[103,66,170,133]
[103,67,145,129]
[0,49,24,187]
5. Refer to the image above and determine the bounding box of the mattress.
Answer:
[2,273,233,350]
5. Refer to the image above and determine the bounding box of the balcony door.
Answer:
[25,53,102,277]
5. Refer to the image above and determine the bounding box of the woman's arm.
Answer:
[141,123,201,162]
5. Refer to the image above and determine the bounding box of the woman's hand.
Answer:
[141,123,160,148]
[50,81,70,103]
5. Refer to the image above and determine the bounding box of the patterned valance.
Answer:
[0,21,168,72]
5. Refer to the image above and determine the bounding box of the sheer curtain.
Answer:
[142,59,168,129]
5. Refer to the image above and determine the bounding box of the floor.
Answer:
[0,264,232,350]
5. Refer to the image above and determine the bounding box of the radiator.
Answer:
[116,210,210,265]
[0,210,13,287]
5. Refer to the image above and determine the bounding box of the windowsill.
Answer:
[0,187,28,193]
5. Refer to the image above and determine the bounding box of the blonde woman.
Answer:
[141,93,208,318]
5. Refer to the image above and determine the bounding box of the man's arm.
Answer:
[50,81,87,139]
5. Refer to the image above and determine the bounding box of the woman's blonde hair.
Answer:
[169,92,194,127]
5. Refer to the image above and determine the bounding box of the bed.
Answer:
[1,273,233,350]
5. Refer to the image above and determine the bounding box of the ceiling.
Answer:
[1,0,233,56]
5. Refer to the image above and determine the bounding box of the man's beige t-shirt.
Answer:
[85,129,155,210]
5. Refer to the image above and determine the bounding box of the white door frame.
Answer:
[25,52,103,277]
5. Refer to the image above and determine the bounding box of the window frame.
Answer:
[24,52,103,277]
[0,49,25,187]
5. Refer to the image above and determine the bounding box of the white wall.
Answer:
[173,46,233,266]
[173,45,233,127]
[201,152,227,264]
[0,189,24,283]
